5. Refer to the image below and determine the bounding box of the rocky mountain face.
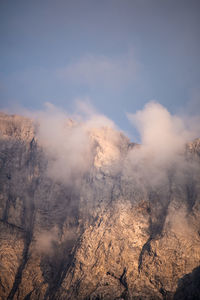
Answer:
[0,112,200,300]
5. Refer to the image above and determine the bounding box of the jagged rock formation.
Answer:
[0,112,200,300]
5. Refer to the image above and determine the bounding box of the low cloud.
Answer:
[126,101,200,187]
[28,100,199,191]
[35,102,92,185]
[127,101,196,161]
[34,101,120,185]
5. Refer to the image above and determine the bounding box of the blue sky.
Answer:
[0,0,200,137]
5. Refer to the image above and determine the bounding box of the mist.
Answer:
[34,226,59,254]
[30,100,200,191]
[33,101,123,186]
[125,101,200,188]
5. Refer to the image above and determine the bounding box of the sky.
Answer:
[0,0,200,138]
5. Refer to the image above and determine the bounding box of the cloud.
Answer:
[57,53,140,91]
[128,101,195,160]
[34,101,122,185]
[25,100,199,191]
[35,102,92,185]
[35,226,59,254]
[126,101,199,187]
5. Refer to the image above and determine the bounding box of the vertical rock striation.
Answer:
[0,112,200,300]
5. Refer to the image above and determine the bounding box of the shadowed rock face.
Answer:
[173,266,200,300]
[0,112,200,300]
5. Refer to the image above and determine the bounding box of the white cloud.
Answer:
[126,101,199,187]
[35,102,92,185]
[34,101,120,185]
[24,100,199,189]
[128,101,194,160]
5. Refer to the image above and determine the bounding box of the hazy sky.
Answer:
[0,0,200,136]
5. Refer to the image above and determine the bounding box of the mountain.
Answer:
[0,112,200,300]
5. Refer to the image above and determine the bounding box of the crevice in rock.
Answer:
[119,267,128,290]
[107,267,128,291]
[0,218,24,232]
[138,175,173,272]
[159,286,173,300]
[6,230,33,300]
[43,254,73,300]
[138,237,153,272]
[0,277,6,294]
[2,194,13,222]
[6,142,38,300]
[23,289,34,300]
[43,232,83,300]
[186,180,197,212]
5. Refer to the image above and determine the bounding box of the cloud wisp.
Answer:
[57,53,140,91]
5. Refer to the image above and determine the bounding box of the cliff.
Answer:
[0,112,200,300]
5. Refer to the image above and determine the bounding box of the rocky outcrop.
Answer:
[0,112,200,300]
